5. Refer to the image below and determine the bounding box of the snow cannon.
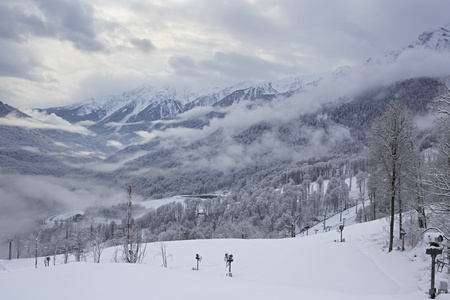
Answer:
[195,254,201,270]
[425,232,445,299]
[424,233,444,247]
[226,254,234,277]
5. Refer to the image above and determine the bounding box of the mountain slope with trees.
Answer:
[0,23,449,262]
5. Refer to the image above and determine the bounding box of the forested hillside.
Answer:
[5,76,447,260]
[109,77,444,199]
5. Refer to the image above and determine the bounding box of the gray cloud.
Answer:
[2,0,450,108]
[0,1,105,52]
[203,51,299,81]
[0,4,44,42]
[167,51,300,89]
[130,38,155,53]
[34,0,105,52]
[127,0,450,89]
[168,55,201,77]
[0,44,43,80]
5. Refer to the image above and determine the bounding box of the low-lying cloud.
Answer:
[0,174,140,240]
[0,109,94,135]
[124,47,450,175]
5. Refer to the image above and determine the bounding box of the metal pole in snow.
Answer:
[35,238,38,269]
[7,238,12,260]
[426,247,443,299]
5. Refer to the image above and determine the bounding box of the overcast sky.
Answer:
[1,0,450,109]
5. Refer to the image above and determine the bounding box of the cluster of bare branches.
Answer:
[122,229,147,264]
[426,83,450,236]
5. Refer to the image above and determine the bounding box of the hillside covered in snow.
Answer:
[1,218,449,300]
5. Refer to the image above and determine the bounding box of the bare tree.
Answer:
[154,242,170,268]
[13,236,23,259]
[89,225,106,263]
[70,227,89,262]
[122,229,147,263]
[368,101,416,252]
[411,154,427,229]
[366,170,379,221]
[122,184,147,263]
[427,84,450,236]
[275,213,299,238]
[356,171,368,222]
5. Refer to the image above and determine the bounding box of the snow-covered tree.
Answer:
[427,84,450,236]
[89,225,106,263]
[13,236,24,259]
[155,242,169,268]
[122,229,146,263]
[356,171,368,222]
[368,101,416,252]
[69,227,89,262]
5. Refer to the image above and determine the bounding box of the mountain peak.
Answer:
[0,101,30,118]
[367,21,450,64]
[408,22,450,51]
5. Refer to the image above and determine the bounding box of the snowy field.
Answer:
[1,218,449,300]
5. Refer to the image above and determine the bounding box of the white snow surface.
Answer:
[139,195,187,210]
[1,218,449,300]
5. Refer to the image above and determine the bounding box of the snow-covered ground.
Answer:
[1,218,449,300]
[139,195,187,210]
[139,189,231,210]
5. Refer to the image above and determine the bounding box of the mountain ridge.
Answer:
[40,22,450,136]
[367,22,450,63]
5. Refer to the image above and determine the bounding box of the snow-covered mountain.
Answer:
[213,73,324,108]
[43,78,296,126]
[44,85,194,124]
[41,69,338,143]
[39,22,450,142]
[367,22,450,63]
[0,101,29,118]
[0,22,447,173]
[409,22,450,51]
[182,80,256,111]
[0,22,446,149]
[45,24,450,132]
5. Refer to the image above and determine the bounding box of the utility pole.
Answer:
[126,183,132,245]
[35,237,38,269]
[7,238,13,260]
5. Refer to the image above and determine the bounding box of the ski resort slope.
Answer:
[1,219,448,300]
